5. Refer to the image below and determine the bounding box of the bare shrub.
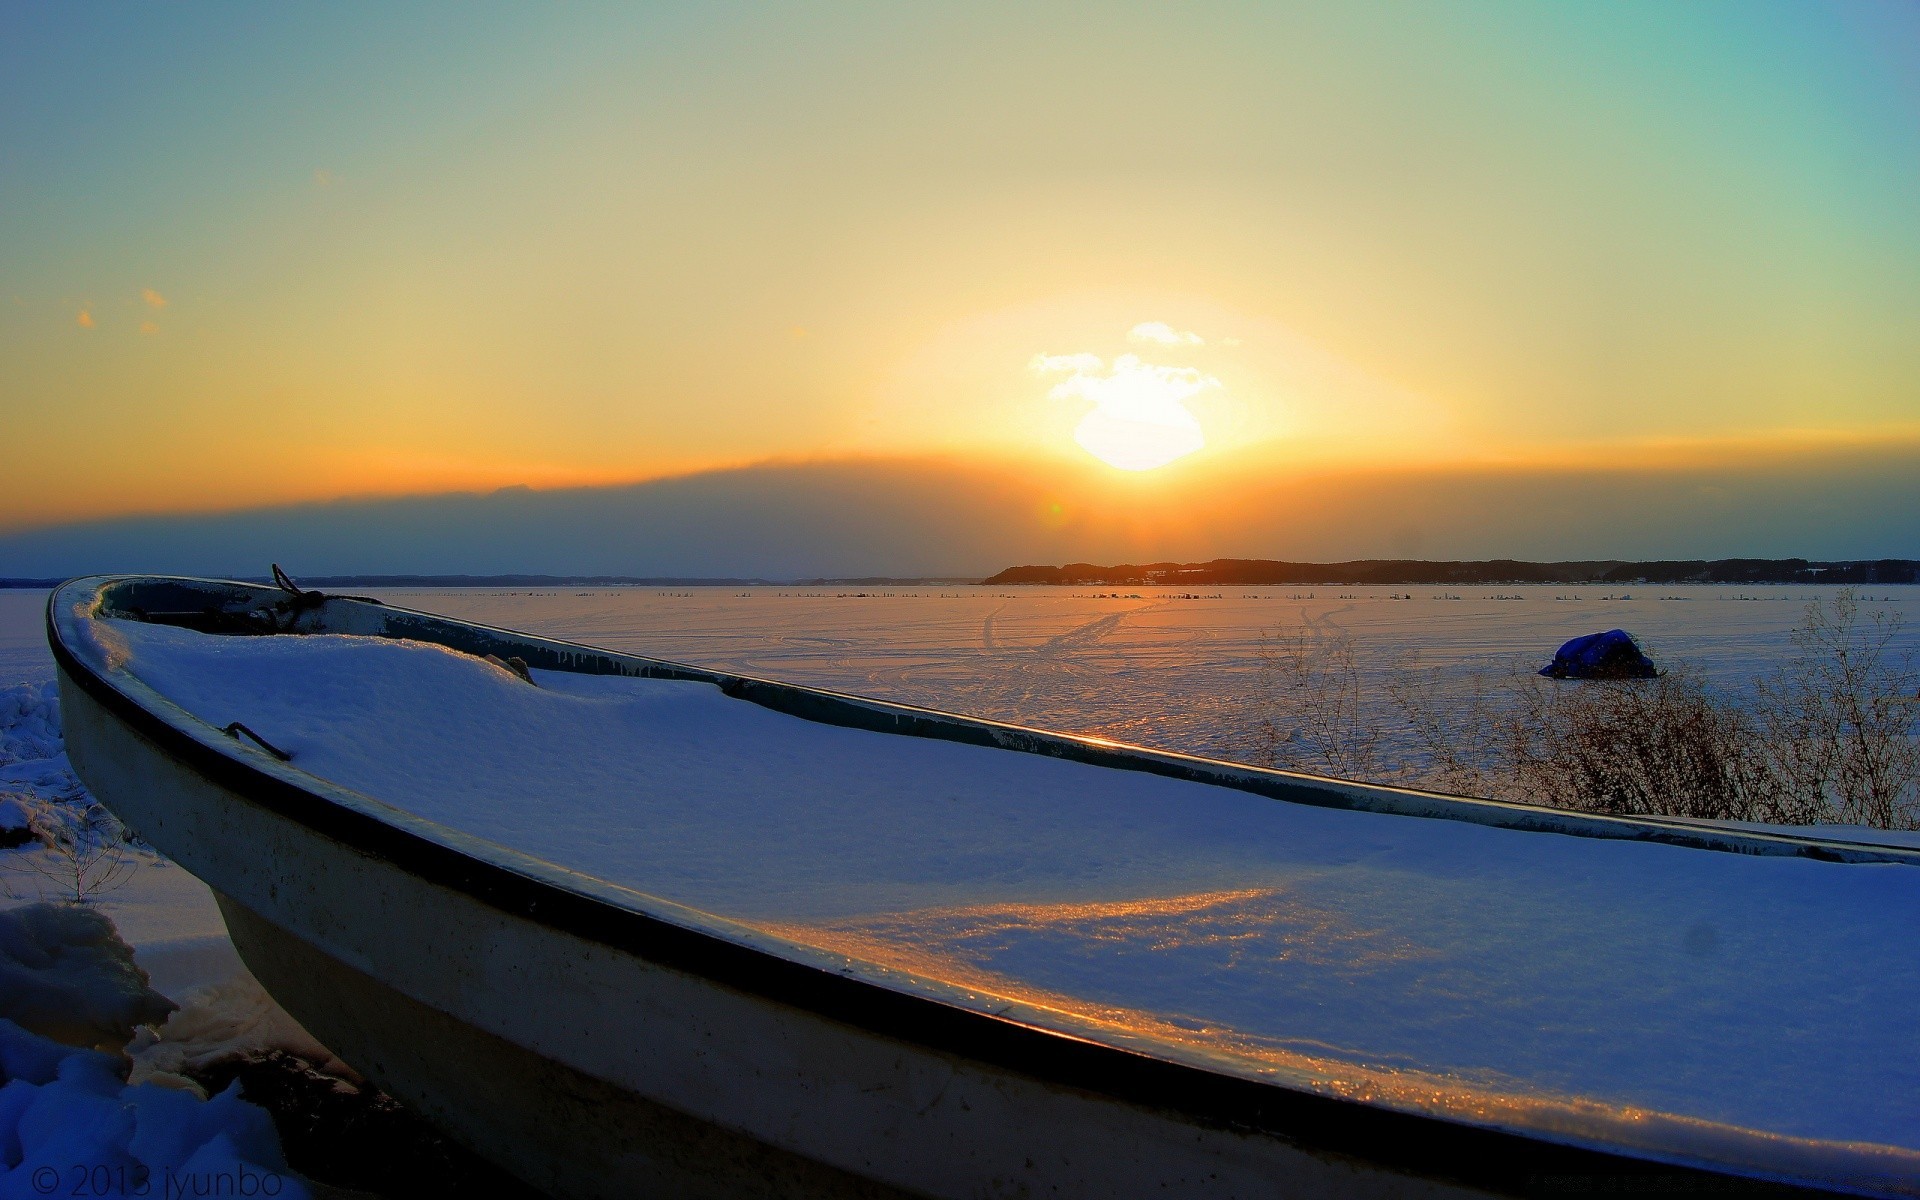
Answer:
[3,783,138,904]
[1752,591,1920,829]
[1381,656,1782,819]
[1385,654,1509,799]
[1243,627,1385,781]
[1494,668,1805,823]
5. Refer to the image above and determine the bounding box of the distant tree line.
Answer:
[987,558,1920,587]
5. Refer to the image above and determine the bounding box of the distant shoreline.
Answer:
[983,557,1920,587]
[3,558,1917,590]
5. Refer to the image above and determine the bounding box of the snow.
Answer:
[0,1017,307,1199]
[0,673,316,1197]
[0,681,240,986]
[91,614,1920,1176]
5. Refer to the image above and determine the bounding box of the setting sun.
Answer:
[1031,328,1218,470]
[1072,383,1205,470]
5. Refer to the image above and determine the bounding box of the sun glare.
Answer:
[1073,390,1205,471]
[1032,338,1218,471]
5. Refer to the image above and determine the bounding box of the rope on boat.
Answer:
[221,722,292,761]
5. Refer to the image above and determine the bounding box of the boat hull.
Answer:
[58,656,1491,1199]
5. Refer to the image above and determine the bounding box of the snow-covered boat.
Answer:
[48,574,1920,1199]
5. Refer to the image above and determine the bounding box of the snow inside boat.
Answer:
[48,575,1920,1199]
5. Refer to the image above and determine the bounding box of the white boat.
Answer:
[48,574,1920,1199]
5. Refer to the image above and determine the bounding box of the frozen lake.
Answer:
[9,583,1920,764]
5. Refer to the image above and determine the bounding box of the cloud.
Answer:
[1043,354,1220,417]
[1031,333,1224,467]
[1049,354,1217,469]
[141,288,166,309]
[75,308,94,329]
[1030,352,1105,374]
[139,321,159,335]
[313,168,334,187]
[1128,321,1205,347]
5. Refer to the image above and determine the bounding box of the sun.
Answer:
[1073,396,1205,471]
[1032,346,1217,471]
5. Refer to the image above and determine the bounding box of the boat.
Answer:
[47,574,1920,1199]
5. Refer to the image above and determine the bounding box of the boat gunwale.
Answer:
[44,574,1895,1198]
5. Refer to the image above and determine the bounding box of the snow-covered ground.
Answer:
[76,611,1920,1177]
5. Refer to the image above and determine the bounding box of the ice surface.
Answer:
[94,615,1920,1174]
[0,593,51,690]
[360,584,1920,764]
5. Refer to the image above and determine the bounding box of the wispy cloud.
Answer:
[75,308,94,329]
[141,288,166,309]
[313,168,334,187]
[1129,321,1205,348]
[140,320,159,335]
[1038,352,1216,470]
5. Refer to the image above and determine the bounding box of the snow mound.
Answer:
[0,1018,308,1198]
[0,905,175,1053]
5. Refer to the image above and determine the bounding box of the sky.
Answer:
[2,2,1918,568]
